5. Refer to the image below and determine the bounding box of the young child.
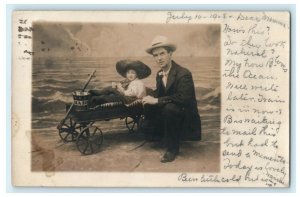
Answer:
[89,60,151,105]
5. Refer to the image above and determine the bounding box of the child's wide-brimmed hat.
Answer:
[116,60,151,79]
[146,35,177,54]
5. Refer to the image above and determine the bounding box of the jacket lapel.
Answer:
[165,61,177,93]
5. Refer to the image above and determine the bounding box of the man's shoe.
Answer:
[160,151,177,163]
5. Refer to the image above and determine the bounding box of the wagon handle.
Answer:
[82,70,96,91]
[57,70,96,130]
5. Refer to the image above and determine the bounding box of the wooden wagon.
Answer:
[56,70,145,155]
[57,101,144,155]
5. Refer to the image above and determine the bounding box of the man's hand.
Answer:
[142,95,158,105]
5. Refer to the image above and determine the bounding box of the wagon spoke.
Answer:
[58,118,79,142]
[63,132,71,141]
[76,125,103,155]
[63,124,70,128]
[83,142,90,154]
[80,135,88,141]
[91,127,97,137]
[75,125,81,129]
[77,140,87,147]
[60,128,70,132]
[129,120,135,124]
[125,117,137,132]
[72,134,76,141]
[90,143,94,153]
[131,122,136,130]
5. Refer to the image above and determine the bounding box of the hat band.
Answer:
[152,42,162,46]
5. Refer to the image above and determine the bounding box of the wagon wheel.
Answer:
[58,118,80,142]
[125,116,140,133]
[137,115,145,132]
[76,125,103,155]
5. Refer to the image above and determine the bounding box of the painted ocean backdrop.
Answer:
[32,56,220,142]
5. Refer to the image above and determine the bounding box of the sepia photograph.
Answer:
[12,10,290,187]
[31,22,221,172]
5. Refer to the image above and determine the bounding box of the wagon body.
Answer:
[56,70,147,155]
[57,101,145,155]
[68,102,143,123]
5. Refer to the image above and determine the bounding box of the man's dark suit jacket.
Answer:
[150,60,201,141]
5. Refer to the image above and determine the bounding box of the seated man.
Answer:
[142,35,202,163]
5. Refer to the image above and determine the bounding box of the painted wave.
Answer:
[32,91,73,113]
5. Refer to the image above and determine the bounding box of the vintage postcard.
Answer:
[12,11,290,187]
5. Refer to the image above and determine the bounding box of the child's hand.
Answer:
[111,82,117,89]
[116,82,123,90]
[116,83,125,94]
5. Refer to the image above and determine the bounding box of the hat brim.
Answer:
[116,60,151,79]
[146,43,177,54]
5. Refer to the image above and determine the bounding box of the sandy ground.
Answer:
[31,124,220,172]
